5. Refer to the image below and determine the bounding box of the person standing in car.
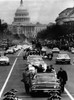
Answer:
[46,65,55,73]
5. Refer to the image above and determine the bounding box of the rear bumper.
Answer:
[31,88,60,92]
[0,61,9,65]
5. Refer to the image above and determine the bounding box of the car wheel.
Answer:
[25,84,29,94]
[30,90,36,97]
[67,61,70,64]
[56,61,59,64]
[23,56,26,60]
[7,62,10,65]
[4,53,6,56]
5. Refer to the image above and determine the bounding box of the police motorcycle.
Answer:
[23,48,30,60]
[47,90,61,100]
[2,89,22,100]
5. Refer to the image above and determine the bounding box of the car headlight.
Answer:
[54,85,57,88]
[6,59,9,62]
[54,85,59,88]
[32,85,36,89]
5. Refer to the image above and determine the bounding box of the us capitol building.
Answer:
[9,0,47,38]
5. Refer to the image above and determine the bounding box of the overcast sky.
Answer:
[0,0,74,24]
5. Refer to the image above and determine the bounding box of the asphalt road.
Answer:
[0,48,74,100]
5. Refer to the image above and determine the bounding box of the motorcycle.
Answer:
[2,89,22,100]
[47,90,61,100]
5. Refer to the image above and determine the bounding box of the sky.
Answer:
[0,0,74,24]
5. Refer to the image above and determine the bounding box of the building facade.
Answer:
[55,7,74,25]
[10,0,47,38]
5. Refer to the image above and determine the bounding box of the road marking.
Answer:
[65,88,74,100]
[71,62,74,65]
[0,49,23,98]
[0,58,17,98]
[17,49,23,57]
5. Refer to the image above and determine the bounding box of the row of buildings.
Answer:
[9,0,74,39]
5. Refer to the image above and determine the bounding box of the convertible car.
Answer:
[56,53,71,64]
[4,48,15,54]
[27,55,42,63]
[23,49,40,60]
[27,55,47,71]
[22,71,61,96]
[0,55,10,65]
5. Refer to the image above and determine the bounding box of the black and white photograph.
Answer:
[0,0,74,100]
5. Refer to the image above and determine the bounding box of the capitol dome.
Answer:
[13,0,30,24]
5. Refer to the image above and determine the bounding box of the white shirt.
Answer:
[28,64,36,73]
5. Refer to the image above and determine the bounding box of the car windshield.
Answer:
[0,56,7,58]
[58,54,68,58]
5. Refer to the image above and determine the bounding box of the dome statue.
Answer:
[13,0,30,24]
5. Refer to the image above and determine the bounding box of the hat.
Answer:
[4,91,15,96]
[10,89,18,92]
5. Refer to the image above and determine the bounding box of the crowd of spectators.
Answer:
[40,33,74,51]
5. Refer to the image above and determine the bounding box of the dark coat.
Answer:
[57,70,68,84]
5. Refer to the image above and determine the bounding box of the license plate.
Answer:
[44,90,48,92]
[0,62,4,64]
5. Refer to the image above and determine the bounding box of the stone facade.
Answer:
[10,0,47,38]
[56,7,74,25]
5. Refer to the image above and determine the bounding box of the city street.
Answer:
[0,0,74,100]
[0,48,74,100]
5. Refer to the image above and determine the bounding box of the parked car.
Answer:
[0,55,10,65]
[4,48,15,54]
[56,53,71,64]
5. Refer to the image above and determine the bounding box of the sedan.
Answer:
[0,56,10,65]
[56,53,71,64]
[4,48,15,54]
[52,47,60,53]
